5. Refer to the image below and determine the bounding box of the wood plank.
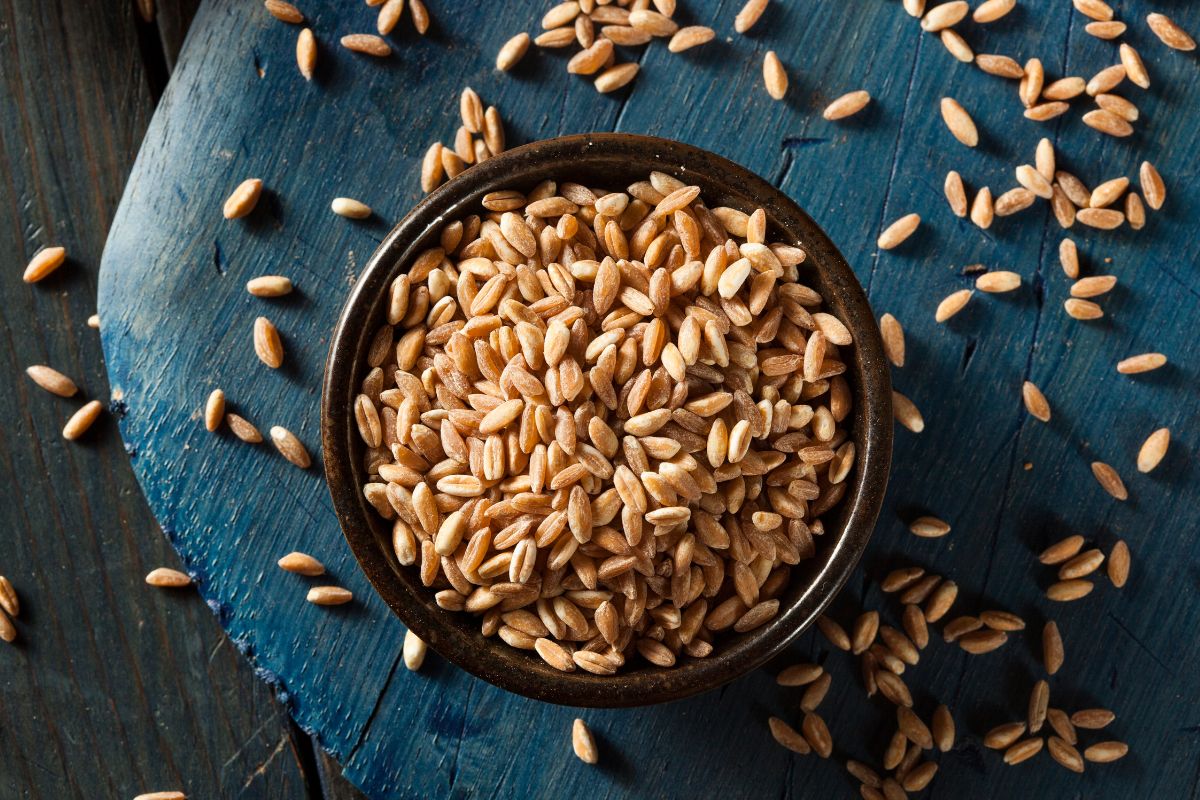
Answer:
[0,1,310,797]
[98,0,1200,797]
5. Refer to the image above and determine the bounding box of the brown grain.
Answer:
[573,718,600,763]
[270,425,311,468]
[940,97,978,146]
[1136,428,1169,473]
[1043,620,1064,674]
[23,246,67,283]
[25,365,78,397]
[1022,381,1051,422]
[253,316,284,368]
[1107,540,1130,587]
[1147,13,1196,51]
[880,314,905,367]
[278,552,325,576]
[497,33,531,71]
[296,28,316,80]
[763,51,788,100]
[877,213,921,250]
[823,90,872,121]
[1090,461,1127,500]
[63,400,103,441]
[145,568,192,588]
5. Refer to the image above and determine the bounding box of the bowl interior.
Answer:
[322,133,892,707]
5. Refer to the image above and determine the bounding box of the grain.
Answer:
[1076,208,1125,231]
[307,586,352,605]
[1136,428,1169,473]
[1072,708,1115,730]
[1042,621,1064,674]
[976,54,1024,78]
[25,365,78,397]
[903,0,925,17]
[940,98,978,146]
[1063,298,1103,320]
[769,717,811,754]
[1022,381,1050,422]
[1084,741,1128,763]
[497,32,531,71]
[944,170,967,217]
[941,29,973,62]
[1107,540,1130,587]
[1024,101,1069,121]
[1038,138,1057,177]
[226,413,262,443]
[1140,161,1165,210]
[924,580,957,623]
[1147,13,1196,51]
[777,663,823,686]
[63,400,103,440]
[204,389,226,432]
[296,28,316,80]
[403,629,427,670]
[1090,461,1127,500]
[877,214,920,250]
[994,188,1035,217]
[1028,680,1049,733]
[668,26,715,53]
[133,793,186,800]
[1082,109,1132,138]
[331,197,372,218]
[1125,192,1145,230]
[595,63,640,93]
[973,0,1014,23]
[851,611,880,655]
[976,271,1021,292]
[409,0,429,33]
[932,705,954,752]
[1047,708,1076,745]
[921,1,968,31]
[1046,579,1094,601]
[1086,20,1126,39]
[253,316,284,368]
[980,610,1024,632]
[909,516,950,538]
[23,246,67,283]
[817,615,852,650]
[935,289,972,323]
[985,722,1026,749]
[145,568,192,588]
[823,90,872,121]
[573,718,599,763]
[0,577,18,617]
[1004,737,1044,765]
[377,0,403,35]
[88,314,100,328]
[897,706,933,749]
[1042,77,1085,101]
[802,712,833,757]
[246,275,293,297]
[223,178,263,219]
[1071,275,1116,298]
[1119,44,1150,89]
[0,612,16,642]
[1072,0,1113,21]
[265,0,304,23]
[847,760,881,788]
[734,0,768,33]
[959,629,1007,654]
[763,52,788,100]
[1040,536,1084,565]
[278,552,325,576]
[270,425,311,468]
[902,604,928,649]
[341,33,390,57]
[1058,239,1079,279]
[1020,58,1044,107]
[1117,352,1166,375]
[880,314,905,367]
[892,391,925,433]
[969,187,993,229]
[1016,165,1052,199]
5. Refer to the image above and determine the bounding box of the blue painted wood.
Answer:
[98,0,1200,797]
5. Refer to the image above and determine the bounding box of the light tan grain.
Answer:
[23,246,67,283]
[1147,13,1196,51]
[1136,428,1169,473]
[146,567,192,588]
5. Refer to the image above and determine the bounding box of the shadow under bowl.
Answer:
[321,133,892,708]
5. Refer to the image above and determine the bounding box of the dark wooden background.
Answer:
[0,1,364,797]
[7,0,1200,798]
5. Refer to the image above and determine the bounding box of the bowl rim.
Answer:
[321,133,892,708]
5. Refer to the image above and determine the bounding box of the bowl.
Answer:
[322,133,892,707]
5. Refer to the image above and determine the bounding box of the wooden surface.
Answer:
[94,0,1200,797]
[0,2,363,798]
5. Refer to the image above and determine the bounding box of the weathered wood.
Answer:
[0,1,310,797]
[99,0,1200,797]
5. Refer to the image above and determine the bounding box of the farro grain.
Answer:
[1042,77,1085,101]
[223,178,263,219]
[1022,381,1051,422]
[1136,428,1169,473]
[1048,736,1084,773]
[973,0,1014,23]
[204,389,225,432]
[1064,298,1103,319]
[1028,679,1049,733]
[984,722,1026,749]
[265,0,304,23]
[800,672,833,711]
[278,552,325,575]
[63,400,102,440]
[145,568,192,588]
[902,604,928,649]
[1140,161,1165,209]
[594,63,639,93]
[1147,13,1196,51]
[847,760,881,788]
[1040,536,1084,565]
[981,610,1025,631]
[246,275,293,297]
[970,187,993,228]
[923,580,957,623]
[1090,177,1128,208]
[296,28,316,80]
[802,712,833,758]
[270,425,311,468]
[403,629,426,670]
[940,29,974,62]
[777,662,823,686]
[909,516,950,538]
[976,54,1024,78]
[573,718,599,763]
[1020,58,1044,107]
[959,629,1007,654]
[944,170,968,217]
[1125,192,1146,230]
[1070,275,1117,298]
[892,390,925,433]
[331,197,372,218]
[1083,109,1132,138]
[668,26,715,52]
[25,365,78,397]
[496,33,530,71]
[935,289,972,322]
[1090,461,1127,500]
[1046,579,1094,601]
[921,1,968,31]
[23,246,67,283]
[877,214,920,250]
[1024,101,1069,121]
[1003,737,1044,765]
[897,706,933,749]
[940,98,978,146]
[377,0,403,35]
[1047,708,1076,745]
[763,51,788,100]
[823,90,872,121]
[880,313,905,368]
[851,611,879,654]
[226,413,262,443]
[1058,239,1080,278]
[0,577,18,618]
[253,316,284,368]
[882,567,925,593]
[734,0,768,33]
[409,0,429,33]
[1119,43,1150,89]
[976,271,1021,292]
[341,33,391,57]
[1107,539,1130,587]
[88,314,100,328]
[817,615,851,650]
[994,188,1036,216]
[769,716,811,754]
[1086,20,1125,39]
[1095,93,1138,121]
[932,705,954,752]
[1072,708,1115,729]
[1073,0,1113,21]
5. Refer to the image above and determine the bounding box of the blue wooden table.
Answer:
[98,0,1200,796]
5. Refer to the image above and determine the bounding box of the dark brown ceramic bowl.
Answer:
[322,133,892,708]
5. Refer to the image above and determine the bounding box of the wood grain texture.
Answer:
[98,0,1200,797]
[0,1,311,797]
